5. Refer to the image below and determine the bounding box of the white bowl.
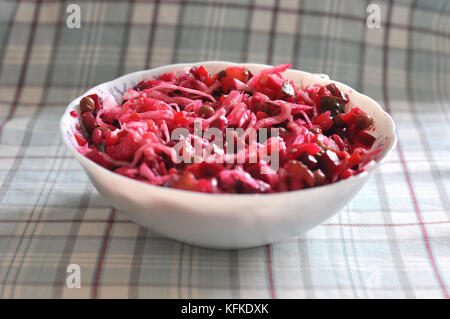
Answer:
[60,61,397,249]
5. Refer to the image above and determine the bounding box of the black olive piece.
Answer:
[320,95,345,116]
[79,96,95,113]
[326,83,349,103]
[333,114,346,128]
[355,114,374,130]
[198,104,215,117]
[218,70,227,79]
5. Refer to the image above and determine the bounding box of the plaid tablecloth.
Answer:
[0,0,449,299]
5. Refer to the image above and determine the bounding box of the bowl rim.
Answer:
[60,61,397,199]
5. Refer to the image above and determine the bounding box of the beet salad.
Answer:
[72,64,380,194]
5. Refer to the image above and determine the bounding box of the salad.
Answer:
[72,64,379,194]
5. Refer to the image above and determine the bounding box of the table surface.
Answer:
[0,0,449,298]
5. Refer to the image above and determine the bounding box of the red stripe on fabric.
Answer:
[397,143,449,298]
[265,245,276,299]
[323,221,450,227]
[145,0,160,69]
[0,0,41,136]
[92,209,116,299]
[382,0,449,299]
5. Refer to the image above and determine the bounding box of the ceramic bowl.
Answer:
[60,61,397,249]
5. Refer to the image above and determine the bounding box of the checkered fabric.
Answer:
[0,0,449,299]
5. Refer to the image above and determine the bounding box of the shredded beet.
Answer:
[75,64,380,193]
